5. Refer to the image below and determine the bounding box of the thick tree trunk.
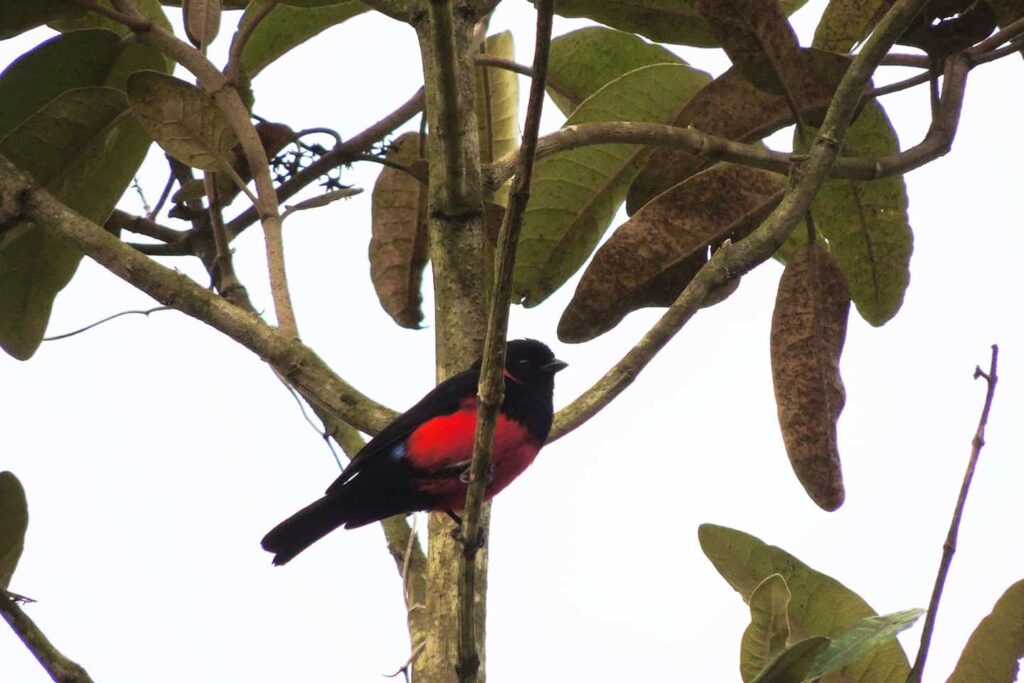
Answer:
[413,4,490,682]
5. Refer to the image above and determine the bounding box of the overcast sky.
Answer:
[2,2,1023,681]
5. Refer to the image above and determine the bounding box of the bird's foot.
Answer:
[446,510,486,551]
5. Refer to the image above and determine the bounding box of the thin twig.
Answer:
[456,4,554,683]
[384,641,426,682]
[107,209,185,243]
[43,307,171,341]
[473,53,574,102]
[907,345,1000,683]
[0,590,95,683]
[149,171,175,219]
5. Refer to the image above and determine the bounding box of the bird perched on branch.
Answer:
[262,339,567,565]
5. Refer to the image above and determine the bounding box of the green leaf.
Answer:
[240,1,369,77]
[698,524,911,683]
[1,86,151,359]
[808,608,923,679]
[948,579,1024,683]
[546,0,811,48]
[50,0,173,37]
[513,63,711,307]
[476,32,519,206]
[0,472,29,590]
[813,0,888,53]
[547,27,684,115]
[0,0,84,39]
[127,71,237,171]
[750,637,831,683]
[741,574,793,682]
[797,101,912,326]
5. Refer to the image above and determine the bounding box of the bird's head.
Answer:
[503,339,567,389]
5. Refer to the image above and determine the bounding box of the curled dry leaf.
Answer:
[770,244,850,511]
[184,0,222,50]
[627,50,850,213]
[369,132,428,329]
[558,164,783,343]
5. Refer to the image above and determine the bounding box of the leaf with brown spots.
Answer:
[369,132,428,329]
[770,244,849,511]
[558,164,783,343]
[627,50,850,213]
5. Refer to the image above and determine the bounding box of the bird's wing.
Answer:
[326,367,479,494]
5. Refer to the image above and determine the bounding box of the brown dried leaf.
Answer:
[770,244,850,511]
[696,0,803,94]
[369,132,428,329]
[558,164,783,343]
[184,0,222,49]
[627,50,850,213]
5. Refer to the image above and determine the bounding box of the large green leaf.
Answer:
[948,579,1024,683]
[0,0,84,39]
[797,101,912,326]
[513,63,711,307]
[546,27,684,116]
[240,1,369,76]
[0,472,28,590]
[741,574,793,682]
[807,608,923,679]
[127,71,237,171]
[477,32,519,207]
[698,524,911,683]
[750,637,830,683]
[0,87,152,359]
[813,0,888,52]
[546,0,811,48]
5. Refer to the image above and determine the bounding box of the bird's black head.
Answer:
[504,339,568,388]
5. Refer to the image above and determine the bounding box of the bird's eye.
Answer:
[518,359,529,366]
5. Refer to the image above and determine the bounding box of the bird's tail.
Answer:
[261,496,345,565]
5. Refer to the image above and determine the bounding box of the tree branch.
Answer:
[110,0,299,337]
[549,0,932,441]
[224,0,278,84]
[907,345,1000,683]
[107,208,186,243]
[0,590,94,683]
[456,4,553,681]
[0,153,398,436]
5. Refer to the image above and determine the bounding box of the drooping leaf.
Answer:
[184,0,223,49]
[750,637,831,683]
[0,0,84,39]
[284,187,362,217]
[798,101,912,326]
[627,50,850,212]
[699,524,912,683]
[127,71,237,171]
[370,132,429,329]
[50,0,173,36]
[513,63,711,307]
[947,579,1024,683]
[695,0,804,94]
[741,574,793,682]
[807,608,923,679]
[240,1,369,77]
[0,472,28,590]
[476,32,519,206]
[770,244,849,511]
[546,27,684,115]
[545,0,811,48]
[813,0,888,52]
[558,164,782,342]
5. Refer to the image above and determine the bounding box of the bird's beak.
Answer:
[543,359,568,374]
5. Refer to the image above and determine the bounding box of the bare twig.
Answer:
[907,345,1000,683]
[0,590,94,683]
[204,172,255,310]
[473,53,573,103]
[107,209,185,243]
[44,307,171,341]
[384,641,426,683]
[456,3,553,682]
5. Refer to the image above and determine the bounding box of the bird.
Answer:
[261,339,567,565]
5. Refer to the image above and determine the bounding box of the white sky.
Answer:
[2,2,1023,681]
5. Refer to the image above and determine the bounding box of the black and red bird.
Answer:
[261,339,566,565]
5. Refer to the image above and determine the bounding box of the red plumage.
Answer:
[261,339,566,565]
